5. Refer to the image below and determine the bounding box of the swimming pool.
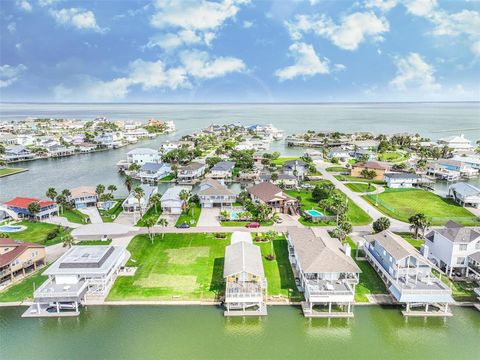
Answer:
[0,225,25,232]
[229,211,240,220]
[305,209,323,217]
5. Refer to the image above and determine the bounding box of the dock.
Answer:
[301,302,354,318]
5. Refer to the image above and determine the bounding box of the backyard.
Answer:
[4,221,71,245]
[0,167,27,177]
[326,166,349,173]
[363,188,479,225]
[99,199,124,223]
[0,269,47,302]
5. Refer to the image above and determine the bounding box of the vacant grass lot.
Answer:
[60,209,89,224]
[378,151,408,163]
[345,182,375,193]
[0,167,27,177]
[5,221,70,246]
[0,269,47,302]
[270,157,299,166]
[326,166,349,173]
[363,188,479,225]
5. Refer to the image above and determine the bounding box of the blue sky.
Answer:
[0,0,479,102]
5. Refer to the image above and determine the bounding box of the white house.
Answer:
[126,148,160,165]
[69,186,98,209]
[208,161,235,179]
[122,185,157,214]
[328,146,350,161]
[448,182,480,208]
[198,179,236,208]
[282,159,308,180]
[177,162,206,182]
[26,245,126,317]
[425,221,480,278]
[4,145,34,162]
[136,162,171,183]
[384,173,419,188]
[437,134,473,152]
[160,186,188,214]
[286,228,361,317]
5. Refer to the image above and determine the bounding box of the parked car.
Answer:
[275,218,283,223]
[175,222,190,229]
[245,222,260,228]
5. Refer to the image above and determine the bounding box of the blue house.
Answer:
[137,162,171,183]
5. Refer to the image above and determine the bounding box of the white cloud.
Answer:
[243,20,253,28]
[364,0,398,12]
[404,0,437,17]
[128,59,188,90]
[49,8,107,33]
[0,64,27,88]
[7,22,16,33]
[38,0,61,6]
[390,52,441,92]
[286,12,389,51]
[16,0,32,12]
[180,50,246,79]
[471,41,480,58]
[146,30,204,51]
[275,42,330,81]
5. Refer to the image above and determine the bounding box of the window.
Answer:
[459,244,467,251]
[456,257,465,265]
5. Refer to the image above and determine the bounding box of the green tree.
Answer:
[45,187,57,202]
[158,218,169,239]
[179,189,190,212]
[62,234,75,248]
[149,193,161,213]
[409,213,431,239]
[27,201,41,220]
[124,175,133,193]
[372,217,391,233]
[56,194,67,214]
[107,184,117,195]
[96,184,105,197]
[133,186,145,218]
[143,217,156,244]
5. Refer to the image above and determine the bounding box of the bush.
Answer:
[215,232,227,239]
[46,227,60,240]
[265,254,275,261]
[372,217,391,233]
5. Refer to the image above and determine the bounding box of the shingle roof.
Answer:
[427,221,480,243]
[353,161,390,170]
[0,238,44,267]
[70,186,97,198]
[211,161,235,171]
[247,182,294,203]
[449,182,480,197]
[223,234,264,278]
[179,162,205,171]
[198,179,235,196]
[384,172,419,179]
[364,230,418,260]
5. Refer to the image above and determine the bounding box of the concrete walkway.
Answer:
[42,216,82,229]
[79,207,103,224]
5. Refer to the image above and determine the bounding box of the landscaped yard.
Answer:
[59,209,89,224]
[326,166,349,173]
[175,203,201,227]
[159,174,175,181]
[335,175,386,185]
[270,157,299,166]
[345,182,375,193]
[355,260,388,302]
[378,151,408,163]
[136,205,162,227]
[5,221,71,246]
[396,232,424,249]
[99,199,124,223]
[0,269,47,302]
[439,277,479,302]
[363,188,479,225]
[0,167,27,177]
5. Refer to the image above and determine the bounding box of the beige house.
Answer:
[247,182,298,214]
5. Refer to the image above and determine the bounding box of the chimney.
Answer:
[343,243,351,257]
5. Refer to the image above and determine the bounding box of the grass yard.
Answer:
[345,182,375,193]
[5,221,71,246]
[136,205,162,227]
[326,166,349,173]
[378,151,408,163]
[396,232,424,249]
[270,157,298,166]
[221,220,274,227]
[175,203,201,227]
[0,269,47,302]
[0,167,27,177]
[363,188,479,226]
[107,233,229,301]
[99,199,124,223]
[159,174,175,181]
[440,277,479,302]
[78,239,112,245]
[59,208,89,224]
[335,175,386,185]
[355,260,388,302]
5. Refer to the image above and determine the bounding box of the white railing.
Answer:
[34,280,88,299]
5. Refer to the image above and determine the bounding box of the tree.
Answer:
[27,201,41,220]
[150,193,161,213]
[205,156,222,168]
[143,217,156,244]
[158,218,169,239]
[372,217,391,233]
[96,184,105,197]
[270,172,279,182]
[133,186,145,218]
[62,234,75,248]
[129,163,141,172]
[312,183,335,202]
[46,187,57,202]
[56,194,67,213]
[124,175,133,193]
[179,189,190,212]
[408,213,431,239]
[61,189,71,198]
[360,169,376,180]
[220,210,229,220]
[107,184,117,195]
[265,230,277,260]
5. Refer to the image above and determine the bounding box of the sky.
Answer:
[0,0,479,102]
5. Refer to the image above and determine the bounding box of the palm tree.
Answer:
[179,189,190,212]
[219,210,229,220]
[372,217,391,233]
[149,193,161,213]
[96,184,105,197]
[265,230,277,259]
[124,175,133,193]
[27,201,41,221]
[143,217,156,244]
[158,218,169,239]
[409,213,431,239]
[56,194,67,214]
[61,188,71,199]
[133,186,145,218]
[107,184,117,195]
[46,187,57,202]
[62,234,75,248]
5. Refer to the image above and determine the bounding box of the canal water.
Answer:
[0,305,479,359]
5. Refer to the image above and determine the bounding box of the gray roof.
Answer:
[384,172,419,179]
[179,162,205,171]
[287,228,360,274]
[211,161,235,171]
[198,179,235,196]
[283,159,307,169]
[140,162,165,172]
[127,148,158,155]
[449,182,480,197]
[427,221,480,243]
[223,237,265,278]
[364,230,419,260]
[469,251,480,263]
[6,145,29,154]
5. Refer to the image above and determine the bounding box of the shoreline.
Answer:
[0,168,28,178]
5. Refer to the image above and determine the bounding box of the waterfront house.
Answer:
[4,145,34,162]
[351,161,390,180]
[328,146,351,161]
[384,173,419,188]
[47,144,75,158]
[437,134,473,152]
[26,245,125,317]
[160,141,179,154]
[126,148,160,165]
[94,133,115,149]
[452,155,480,170]
[363,230,453,315]
[286,228,360,317]
[136,162,171,183]
[352,148,376,161]
[0,238,46,285]
[4,197,58,220]
[0,133,18,146]
[198,178,236,208]
[425,221,480,278]
[282,159,308,180]
[77,142,97,153]
[223,232,267,316]
[208,161,235,179]
[351,139,379,150]
[247,182,298,214]
[304,149,323,160]
[177,162,206,182]
[448,182,480,208]
[426,159,478,180]
[69,186,98,209]
[160,186,187,214]
[122,185,157,213]
[258,172,298,189]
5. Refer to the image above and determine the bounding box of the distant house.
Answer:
[137,162,171,183]
[282,159,308,180]
[448,182,480,208]
[286,228,360,317]
[4,145,34,162]
[160,186,187,214]
[425,221,480,277]
[94,133,115,149]
[122,185,157,213]
[437,134,473,152]
[304,149,323,160]
[69,186,98,209]
[452,155,480,170]
[177,162,206,182]
[426,159,477,180]
[258,172,298,189]
[223,232,267,316]
[208,161,235,179]
[47,144,75,157]
[351,161,390,180]
[126,148,160,165]
[77,142,97,153]
[352,148,375,161]
[247,182,298,214]
[351,139,379,150]
[0,238,46,285]
[4,197,58,220]
[328,147,350,161]
[384,173,419,188]
[364,231,453,315]
[198,179,236,208]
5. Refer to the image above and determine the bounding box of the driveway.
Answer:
[114,212,137,225]
[158,213,180,228]
[79,207,103,224]
[197,207,221,227]
[277,213,299,227]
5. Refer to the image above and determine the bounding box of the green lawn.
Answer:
[78,239,113,245]
[0,269,47,302]
[335,175,386,185]
[99,199,124,222]
[159,174,175,181]
[355,260,388,302]
[326,166,349,173]
[220,220,273,227]
[378,151,408,163]
[0,167,27,177]
[5,221,71,246]
[59,208,89,224]
[270,157,298,166]
[345,182,375,193]
[396,232,424,249]
[136,205,162,227]
[175,203,201,227]
[363,188,479,225]
[440,277,478,302]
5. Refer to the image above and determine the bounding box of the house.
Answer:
[448,182,480,208]
[47,144,75,157]
[208,161,235,179]
[94,133,115,149]
[352,148,376,161]
[363,230,453,316]
[282,159,308,180]
[126,148,160,165]
[437,134,473,152]
[136,162,171,183]
[351,139,379,150]
[69,186,98,209]
[0,133,18,146]
[328,146,351,161]
[77,142,97,153]
[247,182,298,214]
[26,245,125,317]
[177,162,206,182]
[286,228,360,317]
[425,221,480,278]
[122,185,157,213]
[351,161,391,180]
[258,172,298,189]
[4,197,59,219]
[198,179,236,208]
[426,159,478,180]
[4,145,34,162]
[304,149,323,160]
[223,232,267,316]
[0,238,46,285]
[160,186,187,214]
[452,155,480,170]
[384,173,419,188]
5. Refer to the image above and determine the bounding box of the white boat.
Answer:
[263,124,284,140]
[126,135,138,144]
[165,121,176,133]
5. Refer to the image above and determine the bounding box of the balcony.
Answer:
[225,281,265,302]
[304,279,355,303]
[34,279,89,302]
